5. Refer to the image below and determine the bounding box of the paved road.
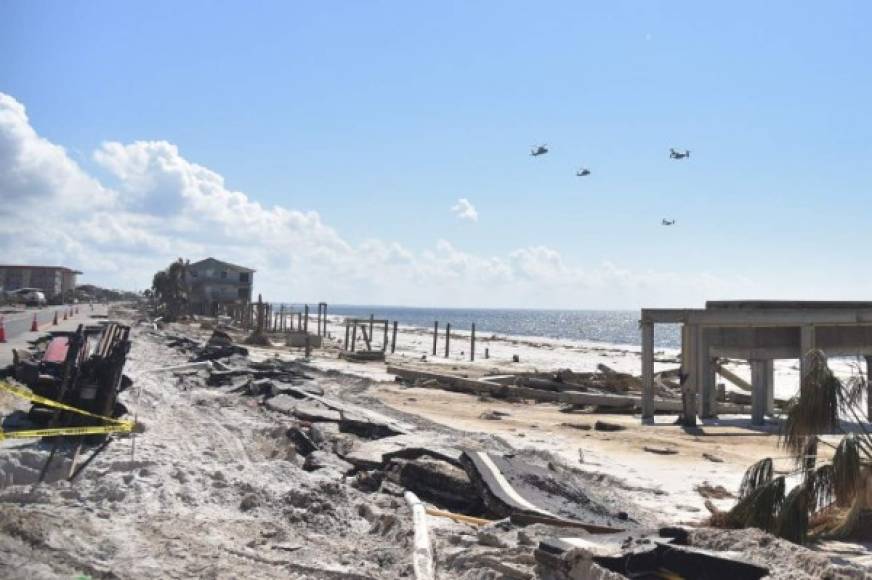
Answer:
[0,304,108,368]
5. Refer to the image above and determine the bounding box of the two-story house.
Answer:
[186,258,255,314]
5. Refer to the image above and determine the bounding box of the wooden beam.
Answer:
[713,361,753,392]
[386,366,752,414]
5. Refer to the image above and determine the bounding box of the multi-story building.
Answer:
[0,265,82,302]
[186,257,255,314]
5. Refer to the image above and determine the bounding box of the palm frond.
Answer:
[833,434,861,506]
[726,476,785,531]
[739,458,774,500]
[774,483,810,544]
[782,350,840,458]
[808,464,835,513]
[826,467,872,540]
[842,361,867,410]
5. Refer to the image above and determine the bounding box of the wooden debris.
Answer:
[593,421,626,432]
[643,446,678,455]
[424,507,492,527]
[387,366,753,414]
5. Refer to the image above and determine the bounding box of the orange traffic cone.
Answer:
[31,313,38,332]
[53,311,59,325]
[0,317,6,343]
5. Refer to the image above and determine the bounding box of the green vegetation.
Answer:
[717,350,872,543]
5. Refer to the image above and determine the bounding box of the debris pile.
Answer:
[1,314,865,578]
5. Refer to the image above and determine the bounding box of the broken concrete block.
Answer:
[303,451,353,474]
[286,427,317,456]
[391,456,482,514]
[343,433,463,470]
[292,402,341,423]
[339,410,409,439]
[309,422,341,445]
[264,394,298,414]
[247,378,275,396]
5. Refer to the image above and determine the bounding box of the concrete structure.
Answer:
[641,301,872,426]
[0,265,81,302]
[186,258,255,314]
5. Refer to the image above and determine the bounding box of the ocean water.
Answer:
[277,304,681,349]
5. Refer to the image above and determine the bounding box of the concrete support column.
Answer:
[764,359,775,415]
[641,321,655,421]
[699,329,717,418]
[866,356,872,422]
[680,324,699,426]
[750,359,768,426]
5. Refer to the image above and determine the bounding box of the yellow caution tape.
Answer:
[0,424,132,441]
[0,380,135,440]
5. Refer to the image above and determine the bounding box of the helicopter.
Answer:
[669,148,690,160]
[576,168,591,177]
[662,219,676,226]
[530,144,549,156]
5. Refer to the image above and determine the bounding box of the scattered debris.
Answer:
[643,446,678,455]
[479,410,510,420]
[559,422,592,431]
[696,483,735,500]
[593,421,625,432]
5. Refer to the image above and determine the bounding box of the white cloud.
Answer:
[0,92,757,308]
[450,198,478,222]
[0,93,115,213]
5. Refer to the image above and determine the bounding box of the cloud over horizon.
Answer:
[450,198,478,222]
[0,93,750,308]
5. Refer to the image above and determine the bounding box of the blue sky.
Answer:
[1,1,871,308]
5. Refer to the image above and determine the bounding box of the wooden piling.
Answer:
[433,322,438,356]
[445,323,451,358]
[470,323,476,362]
[382,320,389,352]
[391,321,398,353]
[257,295,264,333]
[344,321,350,350]
[361,324,372,350]
[369,314,374,342]
[304,304,309,335]
[316,305,322,339]
[321,303,328,337]
[351,323,358,352]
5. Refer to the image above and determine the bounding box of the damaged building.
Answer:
[186,257,255,315]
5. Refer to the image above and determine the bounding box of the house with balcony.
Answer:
[186,258,254,314]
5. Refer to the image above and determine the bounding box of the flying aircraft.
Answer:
[662,219,676,226]
[530,144,549,156]
[576,168,591,177]
[669,148,690,160]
